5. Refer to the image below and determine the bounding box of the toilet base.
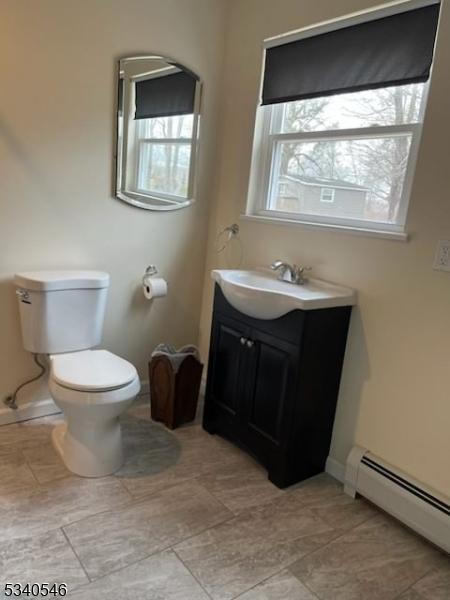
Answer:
[52,421,124,478]
[49,374,140,478]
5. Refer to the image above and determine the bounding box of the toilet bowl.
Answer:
[49,349,140,477]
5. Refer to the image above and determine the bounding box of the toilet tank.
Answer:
[14,271,110,354]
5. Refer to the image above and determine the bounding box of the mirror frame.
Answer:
[115,55,202,211]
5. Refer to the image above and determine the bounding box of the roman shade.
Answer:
[262,3,440,106]
[135,70,197,120]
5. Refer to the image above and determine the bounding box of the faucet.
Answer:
[270,260,311,285]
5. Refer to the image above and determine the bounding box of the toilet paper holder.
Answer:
[145,265,158,277]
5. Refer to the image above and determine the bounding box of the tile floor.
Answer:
[0,401,448,599]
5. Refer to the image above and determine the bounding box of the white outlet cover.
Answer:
[433,240,450,272]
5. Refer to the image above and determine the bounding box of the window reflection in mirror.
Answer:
[116,56,201,211]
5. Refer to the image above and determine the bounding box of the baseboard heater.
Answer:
[344,446,450,554]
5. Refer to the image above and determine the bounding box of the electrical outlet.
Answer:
[433,240,450,272]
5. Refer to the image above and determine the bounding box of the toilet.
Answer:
[14,270,140,477]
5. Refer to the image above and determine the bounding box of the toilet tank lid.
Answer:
[14,271,110,291]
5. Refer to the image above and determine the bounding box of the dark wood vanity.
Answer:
[203,284,352,488]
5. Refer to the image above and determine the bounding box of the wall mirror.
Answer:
[115,56,202,210]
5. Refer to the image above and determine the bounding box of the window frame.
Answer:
[131,122,195,203]
[245,0,436,240]
[246,86,429,238]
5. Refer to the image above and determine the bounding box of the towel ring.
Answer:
[215,224,240,253]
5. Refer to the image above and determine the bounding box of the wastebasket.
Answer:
[149,344,203,429]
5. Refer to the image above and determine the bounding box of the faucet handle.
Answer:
[294,265,312,274]
[293,265,312,284]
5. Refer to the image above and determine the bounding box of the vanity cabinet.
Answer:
[203,285,352,488]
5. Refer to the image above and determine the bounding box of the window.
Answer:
[320,188,335,203]
[278,182,288,196]
[134,114,194,199]
[256,84,427,227]
[246,2,440,237]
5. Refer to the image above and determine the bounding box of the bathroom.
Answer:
[0,0,449,597]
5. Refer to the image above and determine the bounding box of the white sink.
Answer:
[212,269,356,320]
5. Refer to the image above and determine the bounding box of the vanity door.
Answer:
[240,328,299,486]
[203,313,250,436]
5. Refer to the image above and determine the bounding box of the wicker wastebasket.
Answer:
[149,345,203,429]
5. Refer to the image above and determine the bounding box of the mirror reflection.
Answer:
[116,56,201,210]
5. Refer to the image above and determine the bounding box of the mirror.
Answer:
[115,56,201,211]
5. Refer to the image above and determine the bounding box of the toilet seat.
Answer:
[51,349,137,392]
[50,375,140,407]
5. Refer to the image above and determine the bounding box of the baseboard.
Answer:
[139,379,149,397]
[0,398,60,426]
[344,446,450,554]
[325,456,346,483]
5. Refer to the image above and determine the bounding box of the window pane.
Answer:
[136,114,194,139]
[279,84,424,133]
[138,142,191,198]
[269,136,412,223]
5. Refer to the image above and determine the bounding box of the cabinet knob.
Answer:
[240,337,246,346]
[246,339,254,348]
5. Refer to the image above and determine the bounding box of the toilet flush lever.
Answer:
[16,289,30,302]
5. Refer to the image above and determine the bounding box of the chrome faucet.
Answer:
[270,260,311,285]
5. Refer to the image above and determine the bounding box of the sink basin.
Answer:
[212,269,356,320]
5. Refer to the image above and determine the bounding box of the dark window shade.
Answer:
[262,3,440,106]
[135,71,197,120]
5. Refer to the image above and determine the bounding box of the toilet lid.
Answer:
[51,350,138,392]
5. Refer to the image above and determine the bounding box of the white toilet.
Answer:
[14,270,140,477]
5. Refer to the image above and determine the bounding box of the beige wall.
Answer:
[0,0,226,408]
[199,0,450,497]
[1,0,448,498]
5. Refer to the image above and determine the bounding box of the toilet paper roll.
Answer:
[143,276,167,300]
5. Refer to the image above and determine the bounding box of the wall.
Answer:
[0,0,226,413]
[199,0,450,497]
[2,0,448,499]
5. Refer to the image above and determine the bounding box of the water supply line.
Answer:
[3,354,47,410]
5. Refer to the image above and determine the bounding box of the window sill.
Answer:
[240,213,409,242]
